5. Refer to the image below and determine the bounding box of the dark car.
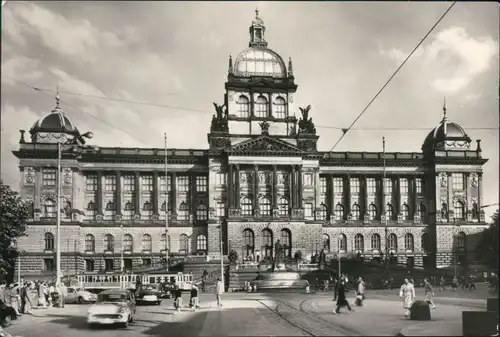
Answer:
[136,284,162,305]
[0,301,17,328]
[160,282,175,299]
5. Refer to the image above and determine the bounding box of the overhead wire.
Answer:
[323,1,457,155]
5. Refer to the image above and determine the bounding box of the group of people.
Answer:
[332,275,365,314]
[170,277,224,312]
[33,280,67,308]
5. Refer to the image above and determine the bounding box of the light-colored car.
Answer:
[65,287,97,304]
[87,289,136,328]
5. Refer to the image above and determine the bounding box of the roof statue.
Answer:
[210,102,229,133]
[259,120,270,135]
[298,105,316,134]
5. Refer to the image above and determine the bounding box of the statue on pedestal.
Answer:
[272,239,284,272]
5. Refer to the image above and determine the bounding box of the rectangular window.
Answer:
[123,175,135,192]
[304,203,313,219]
[452,173,465,190]
[349,178,360,195]
[177,176,189,192]
[104,175,116,192]
[42,169,57,186]
[196,176,207,192]
[400,178,409,194]
[142,258,152,267]
[333,178,343,194]
[85,175,98,191]
[383,178,392,194]
[124,259,133,271]
[159,175,172,192]
[44,258,55,272]
[320,177,327,194]
[415,178,423,194]
[216,201,225,218]
[104,259,114,272]
[366,178,376,194]
[84,259,94,272]
[216,172,226,186]
[141,175,153,191]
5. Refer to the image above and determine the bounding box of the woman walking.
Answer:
[423,278,436,309]
[355,277,365,307]
[399,278,416,318]
[333,280,352,314]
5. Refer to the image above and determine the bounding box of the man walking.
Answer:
[215,277,223,308]
[333,279,352,314]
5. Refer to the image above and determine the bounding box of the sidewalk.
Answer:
[398,319,462,336]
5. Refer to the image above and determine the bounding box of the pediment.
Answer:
[230,136,305,155]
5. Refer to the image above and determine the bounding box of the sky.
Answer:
[1,1,498,218]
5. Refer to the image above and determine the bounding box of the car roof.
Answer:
[99,289,131,295]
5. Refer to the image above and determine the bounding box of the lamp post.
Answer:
[382,137,390,275]
[56,131,95,286]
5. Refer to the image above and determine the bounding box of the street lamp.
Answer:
[56,132,96,286]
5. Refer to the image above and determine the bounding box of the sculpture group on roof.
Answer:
[298,105,316,134]
[210,102,229,133]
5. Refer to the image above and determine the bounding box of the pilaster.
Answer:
[327,174,333,219]
[97,171,103,215]
[447,172,453,221]
[116,171,122,216]
[171,172,177,219]
[152,171,159,215]
[393,177,399,217]
[228,164,234,208]
[134,172,141,217]
[297,165,303,208]
[272,165,278,208]
[344,175,351,216]
[235,165,240,208]
[253,165,260,214]
[190,174,196,222]
[34,167,41,210]
[291,166,296,209]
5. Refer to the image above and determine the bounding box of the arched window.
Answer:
[86,201,97,220]
[142,234,152,252]
[274,96,286,119]
[241,197,253,216]
[371,233,381,251]
[457,232,466,250]
[417,203,426,220]
[259,197,271,216]
[351,204,360,220]
[335,204,344,221]
[104,234,114,252]
[368,204,377,221]
[261,229,273,259]
[44,232,54,251]
[142,201,153,220]
[123,234,133,252]
[179,234,189,255]
[280,229,292,258]
[255,95,269,118]
[243,229,255,257]
[453,200,465,220]
[317,204,328,221]
[278,197,289,216]
[85,234,95,252]
[44,199,56,218]
[338,234,347,253]
[197,234,207,252]
[322,233,330,252]
[178,202,189,221]
[404,233,414,251]
[123,202,134,220]
[421,233,429,253]
[401,204,410,220]
[160,234,171,252]
[237,95,250,118]
[386,204,394,220]
[196,203,208,221]
[354,234,364,252]
[388,233,397,251]
[104,201,116,220]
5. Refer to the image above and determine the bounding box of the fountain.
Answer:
[252,240,309,289]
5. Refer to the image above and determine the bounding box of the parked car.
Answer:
[87,289,136,328]
[65,287,97,304]
[0,301,17,328]
[136,284,162,305]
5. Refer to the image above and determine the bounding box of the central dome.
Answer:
[234,48,287,78]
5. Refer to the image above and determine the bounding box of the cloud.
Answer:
[1,56,44,84]
[380,26,498,95]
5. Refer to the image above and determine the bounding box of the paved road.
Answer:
[4,289,494,337]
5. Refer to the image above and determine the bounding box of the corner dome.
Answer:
[234,48,287,78]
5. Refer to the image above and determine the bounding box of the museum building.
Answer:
[13,11,488,278]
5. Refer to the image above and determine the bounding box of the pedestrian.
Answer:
[56,283,66,308]
[399,278,416,318]
[9,284,21,316]
[452,277,458,291]
[439,276,445,291]
[333,279,352,314]
[173,285,183,312]
[354,277,365,307]
[20,282,33,314]
[423,278,436,309]
[189,284,199,311]
[216,277,223,308]
[467,276,476,291]
[333,277,339,301]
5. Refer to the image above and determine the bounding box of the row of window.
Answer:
[43,233,208,254]
[236,95,287,119]
[326,177,422,195]
[83,175,208,193]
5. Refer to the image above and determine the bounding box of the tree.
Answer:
[475,210,499,269]
[0,181,30,282]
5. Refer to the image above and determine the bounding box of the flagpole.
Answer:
[164,133,169,272]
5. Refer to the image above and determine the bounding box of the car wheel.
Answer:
[78,297,84,304]
[120,317,129,328]
[2,315,12,328]
[88,323,98,329]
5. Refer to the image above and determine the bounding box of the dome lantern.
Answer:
[249,8,267,48]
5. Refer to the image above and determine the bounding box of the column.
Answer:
[409,177,416,218]
[290,166,296,209]
[171,172,177,216]
[327,175,333,216]
[272,165,278,209]
[235,165,240,208]
[253,165,259,212]
[115,171,122,215]
[97,171,103,215]
[297,166,303,208]
[344,175,351,216]
[447,173,453,222]
[393,177,399,218]
[465,173,472,211]
[228,165,234,208]
[190,174,197,214]
[361,175,367,220]
[250,91,255,117]
[379,177,384,220]
[477,172,483,209]
[134,172,141,216]
[34,167,41,210]
[152,171,159,215]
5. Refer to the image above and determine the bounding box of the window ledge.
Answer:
[104,250,114,254]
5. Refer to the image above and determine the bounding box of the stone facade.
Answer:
[12,11,489,280]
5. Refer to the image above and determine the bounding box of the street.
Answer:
[4,287,493,337]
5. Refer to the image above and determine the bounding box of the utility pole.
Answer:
[164,133,169,272]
